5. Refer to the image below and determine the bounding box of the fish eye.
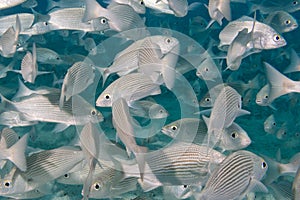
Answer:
[165,38,171,44]
[293,1,298,5]
[204,67,209,71]
[64,174,69,178]
[44,22,48,26]
[273,34,281,41]
[140,0,144,5]
[183,185,188,188]
[285,20,291,25]
[3,180,11,188]
[171,125,177,131]
[273,122,276,126]
[91,109,97,116]
[104,94,111,100]
[100,18,107,24]
[264,95,268,99]
[231,132,238,139]
[159,109,164,113]
[94,182,100,190]
[205,98,210,102]
[261,161,267,169]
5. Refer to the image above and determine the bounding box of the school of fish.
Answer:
[0,0,299,199]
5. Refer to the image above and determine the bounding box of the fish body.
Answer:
[196,150,268,200]
[219,16,286,50]
[0,13,34,35]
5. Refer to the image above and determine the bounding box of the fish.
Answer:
[143,0,187,17]
[162,118,251,151]
[196,51,222,81]
[83,0,146,32]
[100,35,179,85]
[189,16,209,36]
[0,146,85,195]
[226,12,258,71]
[59,61,96,109]
[219,16,286,50]
[0,0,27,10]
[0,15,21,58]
[284,49,300,73]
[256,84,271,106]
[248,0,300,14]
[206,0,231,28]
[138,142,226,191]
[48,7,110,33]
[264,62,300,103]
[130,99,169,119]
[264,11,298,33]
[20,43,38,83]
[203,85,249,149]
[83,37,97,55]
[0,13,34,35]
[112,97,147,178]
[0,91,103,129]
[268,180,293,200]
[109,0,146,14]
[168,0,189,17]
[264,114,278,134]
[89,167,138,199]
[36,47,63,65]
[96,73,161,107]
[0,133,28,172]
[196,150,268,200]
[262,152,300,184]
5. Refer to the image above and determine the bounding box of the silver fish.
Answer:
[36,47,63,64]
[196,150,268,200]
[0,15,21,58]
[96,73,161,107]
[204,86,249,148]
[112,97,147,179]
[162,118,251,151]
[109,0,146,14]
[139,142,226,191]
[264,11,298,33]
[0,91,103,126]
[219,16,286,50]
[89,167,138,199]
[143,0,174,15]
[59,61,96,109]
[84,0,146,32]
[264,114,278,134]
[130,100,168,119]
[0,13,34,35]
[21,43,37,83]
[256,84,271,106]
[101,35,179,85]
[248,0,300,14]
[0,111,37,127]
[48,7,110,33]
[264,62,300,103]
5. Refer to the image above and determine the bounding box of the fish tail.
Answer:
[6,134,28,171]
[264,62,294,103]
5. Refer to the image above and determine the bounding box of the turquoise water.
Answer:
[0,0,300,199]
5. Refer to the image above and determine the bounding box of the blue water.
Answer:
[0,0,300,199]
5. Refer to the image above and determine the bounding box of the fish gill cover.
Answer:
[0,0,299,199]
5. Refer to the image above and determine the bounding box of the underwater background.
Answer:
[0,0,300,199]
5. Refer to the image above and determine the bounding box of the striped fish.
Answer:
[59,61,96,109]
[96,73,161,107]
[141,142,226,189]
[197,150,268,200]
[0,90,103,126]
[89,167,138,199]
[203,85,249,149]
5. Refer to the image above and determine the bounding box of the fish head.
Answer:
[88,180,108,198]
[153,36,180,55]
[221,123,251,151]
[252,155,268,180]
[199,95,213,107]
[161,120,181,138]
[280,15,298,32]
[196,58,220,81]
[286,0,300,12]
[91,17,110,32]
[89,108,104,123]
[96,92,113,107]
[255,85,270,106]
[260,31,286,49]
[0,173,26,195]
[130,0,146,14]
[148,104,169,119]
[263,115,277,134]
